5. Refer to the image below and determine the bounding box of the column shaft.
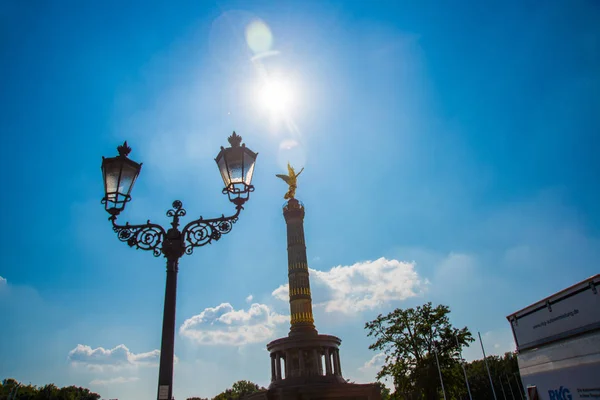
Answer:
[284,200,317,335]
[270,355,276,382]
[285,351,290,379]
[312,348,319,376]
[276,353,282,380]
[332,349,342,376]
[325,348,332,375]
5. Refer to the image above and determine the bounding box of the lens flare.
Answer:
[278,139,306,171]
[246,20,273,54]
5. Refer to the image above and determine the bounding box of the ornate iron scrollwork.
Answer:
[182,214,239,254]
[108,200,242,258]
[111,219,166,257]
[167,200,186,220]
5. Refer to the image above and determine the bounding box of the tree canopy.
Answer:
[1,379,100,400]
[365,302,473,398]
[365,302,524,399]
[464,352,522,399]
[188,380,264,400]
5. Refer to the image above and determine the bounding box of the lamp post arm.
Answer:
[181,204,244,255]
[110,216,167,257]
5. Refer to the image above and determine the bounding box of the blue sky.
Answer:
[1,1,599,399]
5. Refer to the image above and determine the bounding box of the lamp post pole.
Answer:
[100,133,258,400]
[157,210,185,400]
[158,255,179,400]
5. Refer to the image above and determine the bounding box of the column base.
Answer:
[266,334,345,390]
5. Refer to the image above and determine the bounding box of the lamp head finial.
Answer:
[228,132,242,148]
[117,141,132,157]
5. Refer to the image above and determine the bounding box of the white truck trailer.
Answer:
[507,274,600,400]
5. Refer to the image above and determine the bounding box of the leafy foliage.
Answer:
[0,379,100,400]
[209,380,264,400]
[365,302,524,399]
[464,352,523,399]
[373,382,391,400]
[365,302,473,398]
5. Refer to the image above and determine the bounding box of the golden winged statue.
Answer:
[276,163,304,199]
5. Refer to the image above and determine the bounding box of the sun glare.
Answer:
[259,79,294,114]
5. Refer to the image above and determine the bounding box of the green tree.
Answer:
[231,381,260,397]
[465,352,523,399]
[1,379,18,399]
[0,379,100,400]
[365,302,473,399]
[373,382,391,400]
[37,383,59,399]
[211,380,263,400]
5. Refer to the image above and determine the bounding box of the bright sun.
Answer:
[259,78,294,114]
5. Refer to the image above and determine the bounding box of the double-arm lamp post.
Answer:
[100,132,258,400]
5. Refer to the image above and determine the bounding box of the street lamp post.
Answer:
[100,132,258,400]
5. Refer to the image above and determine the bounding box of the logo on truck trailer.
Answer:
[548,386,572,400]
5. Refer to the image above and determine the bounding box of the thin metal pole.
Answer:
[479,331,498,400]
[514,372,525,400]
[433,341,447,400]
[455,334,473,400]
[9,384,20,400]
[157,257,179,400]
[499,378,508,400]
[506,375,516,400]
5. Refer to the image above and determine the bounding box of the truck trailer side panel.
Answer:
[518,330,600,399]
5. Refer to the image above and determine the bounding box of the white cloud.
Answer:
[68,344,168,370]
[0,276,6,285]
[179,302,288,346]
[245,294,253,303]
[272,258,426,314]
[271,284,289,302]
[90,376,139,386]
[359,353,386,372]
[352,353,393,389]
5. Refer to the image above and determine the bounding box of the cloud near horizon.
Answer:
[89,376,140,386]
[179,302,288,346]
[272,257,427,313]
[67,344,168,371]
